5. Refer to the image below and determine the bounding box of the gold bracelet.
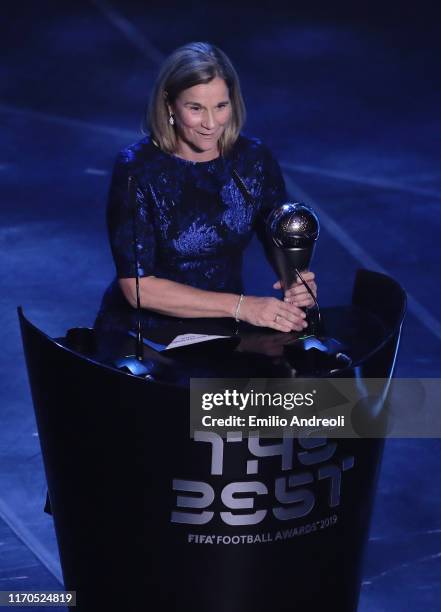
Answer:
[234,294,245,322]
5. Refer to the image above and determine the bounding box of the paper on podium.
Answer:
[129,330,239,355]
[164,333,230,350]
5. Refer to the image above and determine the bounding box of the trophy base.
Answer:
[284,335,352,375]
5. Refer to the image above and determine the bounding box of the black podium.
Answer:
[19,269,405,612]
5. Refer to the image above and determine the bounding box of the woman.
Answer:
[95,42,316,337]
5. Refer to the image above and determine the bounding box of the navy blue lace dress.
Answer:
[94,133,287,334]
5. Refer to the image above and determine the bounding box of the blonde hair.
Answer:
[145,42,246,156]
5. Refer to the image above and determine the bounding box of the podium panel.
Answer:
[19,270,406,611]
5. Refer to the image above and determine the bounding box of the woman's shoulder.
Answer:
[114,134,162,168]
[233,134,277,162]
[232,134,281,176]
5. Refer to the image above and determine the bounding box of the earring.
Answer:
[168,114,175,126]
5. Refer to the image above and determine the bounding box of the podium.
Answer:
[19,270,405,611]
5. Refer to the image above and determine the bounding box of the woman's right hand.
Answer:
[238,296,308,333]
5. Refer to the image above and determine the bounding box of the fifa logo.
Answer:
[171,432,355,526]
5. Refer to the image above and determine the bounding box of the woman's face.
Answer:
[168,76,232,158]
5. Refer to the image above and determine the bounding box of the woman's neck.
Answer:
[173,138,220,162]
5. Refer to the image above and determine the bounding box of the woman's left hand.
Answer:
[273,270,317,308]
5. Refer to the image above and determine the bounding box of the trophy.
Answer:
[267,202,351,373]
[267,202,320,335]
